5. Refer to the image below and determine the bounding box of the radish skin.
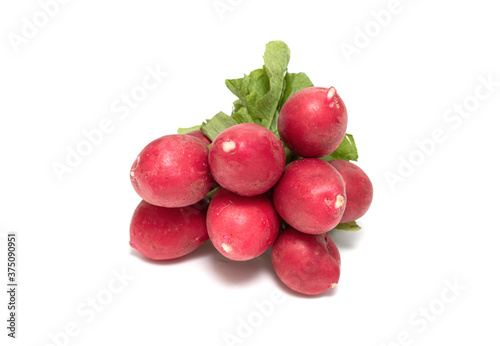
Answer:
[130,200,209,260]
[278,86,347,158]
[328,160,373,223]
[209,123,285,197]
[273,158,346,234]
[130,134,213,208]
[272,226,341,295]
[207,188,281,261]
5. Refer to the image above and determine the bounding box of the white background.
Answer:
[1,0,500,345]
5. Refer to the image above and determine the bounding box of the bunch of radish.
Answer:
[128,41,373,296]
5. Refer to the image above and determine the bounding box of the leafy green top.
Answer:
[178,40,358,160]
[177,40,361,230]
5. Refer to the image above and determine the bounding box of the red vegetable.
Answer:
[130,200,209,260]
[328,160,373,223]
[278,86,347,158]
[273,158,346,234]
[272,226,341,295]
[130,134,213,208]
[207,188,281,261]
[209,123,285,197]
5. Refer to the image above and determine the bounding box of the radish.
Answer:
[130,200,209,260]
[209,123,285,197]
[278,86,347,158]
[272,226,341,295]
[273,158,346,234]
[130,134,213,208]
[207,188,281,261]
[328,160,373,223]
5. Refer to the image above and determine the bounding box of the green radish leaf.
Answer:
[247,69,270,97]
[226,76,250,106]
[320,134,359,162]
[204,187,218,200]
[200,112,238,141]
[231,105,252,124]
[334,221,361,231]
[269,110,281,135]
[177,125,201,134]
[226,69,270,111]
[224,41,314,135]
[230,99,247,123]
[232,99,244,114]
[254,41,290,129]
[330,134,358,161]
[244,69,271,118]
[278,72,314,109]
[225,41,291,130]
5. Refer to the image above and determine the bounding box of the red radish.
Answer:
[272,226,341,295]
[130,134,213,208]
[186,129,211,145]
[273,158,346,234]
[130,199,209,260]
[328,160,373,223]
[207,188,281,261]
[278,86,347,158]
[209,123,285,197]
